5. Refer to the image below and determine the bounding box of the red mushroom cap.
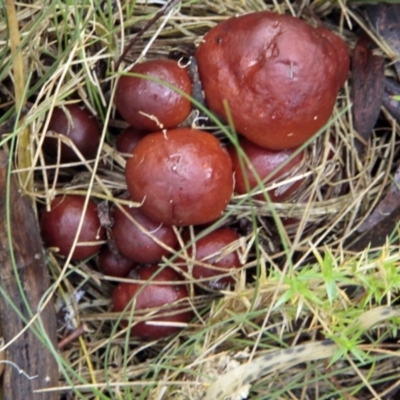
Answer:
[112,266,193,339]
[97,245,136,278]
[229,137,305,202]
[116,126,149,155]
[178,228,243,290]
[44,104,100,162]
[114,59,192,131]
[125,128,234,226]
[40,195,105,260]
[112,205,177,264]
[196,11,350,150]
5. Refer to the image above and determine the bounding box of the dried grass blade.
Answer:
[5,0,32,191]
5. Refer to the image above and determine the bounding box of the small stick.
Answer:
[58,323,91,350]
[115,0,182,70]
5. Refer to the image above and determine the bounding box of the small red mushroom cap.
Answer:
[112,205,177,264]
[178,228,243,290]
[116,127,148,155]
[44,104,100,162]
[114,59,192,131]
[229,137,305,202]
[97,246,136,278]
[40,195,105,260]
[112,266,193,339]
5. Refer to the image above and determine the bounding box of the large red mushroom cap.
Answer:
[125,128,234,226]
[196,11,350,150]
[315,26,350,91]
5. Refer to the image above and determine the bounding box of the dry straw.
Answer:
[2,0,400,399]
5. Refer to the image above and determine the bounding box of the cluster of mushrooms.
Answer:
[40,11,350,339]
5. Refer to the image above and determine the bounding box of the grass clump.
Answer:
[2,0,400,399]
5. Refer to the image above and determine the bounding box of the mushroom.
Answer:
[97,245,136,278]
[114,59,192,131]
[111,204,178,264]
[112,265,193,339]
[40,195,105,260]
[229,136,305,202]
[124,128,234,226]
[178,227,243,290]
[115,126,148,155]
[44,104,101,162]
[196,11,350,150]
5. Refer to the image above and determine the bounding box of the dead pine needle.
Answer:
[5,0,32,191]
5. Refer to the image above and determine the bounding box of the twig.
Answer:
[58,323,91,350]
[115,0,182,69]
